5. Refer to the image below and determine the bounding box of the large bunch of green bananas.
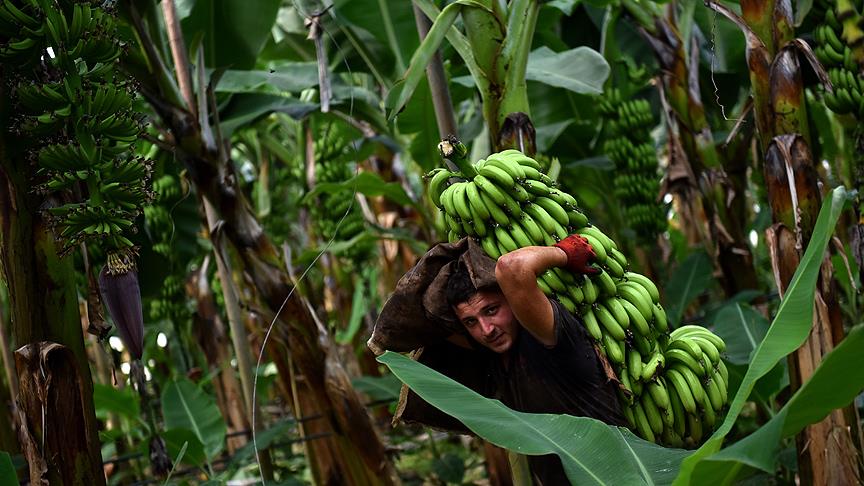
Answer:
[429,147,727,447]
[813,0,864,117]
[598,89,666,242]
[2,0,152,258]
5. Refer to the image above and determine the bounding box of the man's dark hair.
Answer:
[445,262,477,309]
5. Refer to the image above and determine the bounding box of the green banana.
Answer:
[495,225,519,253]
[641,391,664,435]
[594,303,626,341]
[647,377,671,411]
[474,174,522,216]
[440,183,459,217]
[667,384,687,438]
[627,348,643,381]
[581,276,598,305]
[451,182,474,222]
[485,156,525,180]
[617,282,653,322]
[478,164,515,189]
[581,306,603,341]
[576,232,609,262]
[672,365,706,407]
[665,368,697,415]
[593,269,617,296]
[508,221,533,247]
[624,272,660,302]
[652,303,668,333]
[524,201,559,236]
[632,401,656,443]
[602,297,630,330]
[671,325,726,352]
[604,256,624,278]
[465,181,490,220]
[579,225,616,252]
[665,348,707,378]
[480,235,501,259]
[620,298,650,336]
[534,196,569,226]
[517,212,545,243]
[522,179,553,196]
[480,190,511,226]
[686,411,703,444]
[704,373,724,413]
[602,332,625,364]
[641,351,665,381]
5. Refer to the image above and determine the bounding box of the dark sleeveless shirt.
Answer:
[491,299,626,485]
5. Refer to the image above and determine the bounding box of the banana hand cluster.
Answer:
[622,325,729,447]
[598,88,666,242]
[3,0,152,255]
[428,148,728,447]
[814,3,864,118]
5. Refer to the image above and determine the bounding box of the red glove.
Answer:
[554,235,600,275]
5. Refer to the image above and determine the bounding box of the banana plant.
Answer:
[391,0,608,152]
[120,0,401,482]
[699,1,862,483]
[0,0,157,481]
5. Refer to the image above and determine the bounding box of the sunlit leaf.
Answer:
[526,46,609,94]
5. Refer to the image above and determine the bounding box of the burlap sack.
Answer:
[367,238,497,355]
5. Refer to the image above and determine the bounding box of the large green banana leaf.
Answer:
[378,351,691,485]
[673,186,850,484]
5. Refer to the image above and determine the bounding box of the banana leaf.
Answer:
[673,186,850,485]
[161,378,226,462]
[665,251,714,328]
[378,351,691,485]
[525,46,609,95]
[0,452,13,484]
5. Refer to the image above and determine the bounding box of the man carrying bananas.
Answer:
[370,235,625,485]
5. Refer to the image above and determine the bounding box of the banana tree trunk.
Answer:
[123,9,398,485]
[711,0,863,482]
[637,6,759,298]
[0,77,104,484]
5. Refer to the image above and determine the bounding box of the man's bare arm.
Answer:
[494,246,568,346]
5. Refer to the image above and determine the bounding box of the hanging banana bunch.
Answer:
[813,0,864,118]
[306,130,375,265]
[598,88,667,242]
[429,143,728,448]
[145,168,188,324]
[2,0,152,358]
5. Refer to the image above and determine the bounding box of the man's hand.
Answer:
[553,235,600,275]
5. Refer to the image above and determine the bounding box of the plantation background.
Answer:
[1,0,864,484]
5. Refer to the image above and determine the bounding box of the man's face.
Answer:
[453,289,519,354]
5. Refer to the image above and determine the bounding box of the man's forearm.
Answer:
[495,246,568,287]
